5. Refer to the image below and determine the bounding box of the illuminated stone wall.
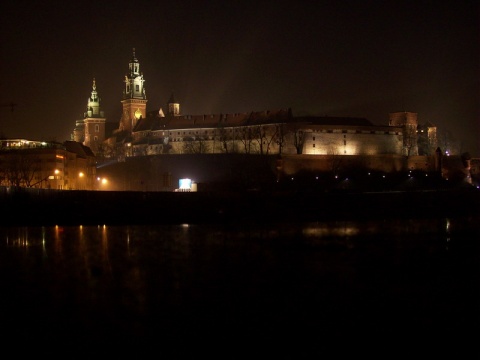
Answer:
[128,125,405,157]
[278,154,410,175]
[301,129,403,156]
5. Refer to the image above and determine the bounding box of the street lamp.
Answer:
[97,177,108,190]
[78,171,85,190]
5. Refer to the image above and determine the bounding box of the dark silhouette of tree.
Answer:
[0,150,41,187]
[182,136,210,154]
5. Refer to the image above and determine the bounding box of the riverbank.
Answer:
[1,186,479,226]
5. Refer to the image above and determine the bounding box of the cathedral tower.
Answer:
[120,48,147,133]
[83,78,106,154]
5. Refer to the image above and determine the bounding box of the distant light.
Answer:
[179,178,192,189]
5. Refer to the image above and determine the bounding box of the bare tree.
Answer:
[0,151,41,187]
[183,136,210,154]
[403,124,418,156]
[291,126,304,154]
[275,123,287,154]
[326,147,342,175]
[216,125,235,153]
[252,125,280,155]
[238,126,255,154]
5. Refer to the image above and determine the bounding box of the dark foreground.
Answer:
[0,219,479,357]
[1,186,479,226]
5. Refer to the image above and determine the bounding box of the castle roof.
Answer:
[136,109,292,132]
[294,116,374,127]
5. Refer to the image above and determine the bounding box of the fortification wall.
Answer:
[302,131,403,155]
[278,154,413,175]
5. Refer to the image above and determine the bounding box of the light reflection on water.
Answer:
[0,216,478,357]
[2,217,472,249]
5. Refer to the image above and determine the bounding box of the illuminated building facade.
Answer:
[0,140,97,190]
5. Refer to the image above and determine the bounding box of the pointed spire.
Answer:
[92,78,96,91]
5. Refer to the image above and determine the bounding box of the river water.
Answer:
[1,217,478,357]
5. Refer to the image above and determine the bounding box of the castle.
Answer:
[2,50,474,192]
[72,49,438,163]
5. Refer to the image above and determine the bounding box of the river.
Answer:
[0,217,478,357]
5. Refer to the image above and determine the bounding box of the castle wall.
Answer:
[302,130,403,155]
[129,124,405,157]
[278,154,411,175]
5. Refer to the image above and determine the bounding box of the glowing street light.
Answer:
[97,177,108,190]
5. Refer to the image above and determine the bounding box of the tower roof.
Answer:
[168,92,177,104]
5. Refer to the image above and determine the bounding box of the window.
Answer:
[95,125,99,132]
[136,85,139,92]
[313,136,315,141]
[313,144,315,148]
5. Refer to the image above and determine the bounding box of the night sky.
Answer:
[1,1,479,155]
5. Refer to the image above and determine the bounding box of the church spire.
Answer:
[85,78,103,118]
[123,47,146,100]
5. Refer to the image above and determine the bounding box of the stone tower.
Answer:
[120,48,147,133]
[167,92,180,117]
[83,78,106,155]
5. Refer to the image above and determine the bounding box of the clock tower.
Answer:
[120,48,147,133]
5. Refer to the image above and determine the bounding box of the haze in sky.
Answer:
[1,1,478,155]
